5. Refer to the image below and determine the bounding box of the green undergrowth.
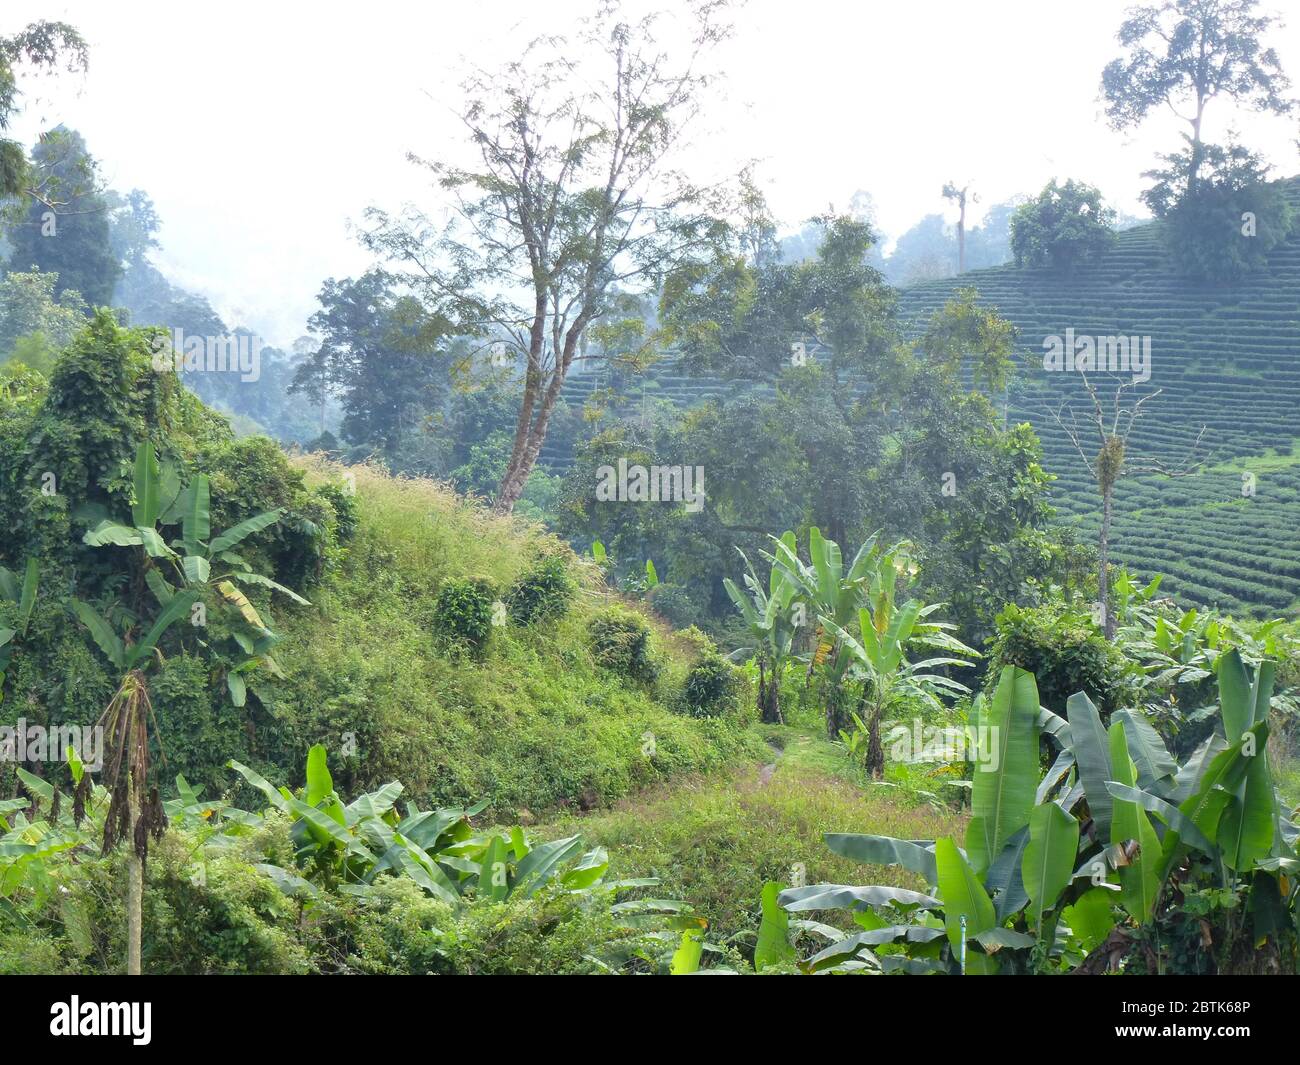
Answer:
[262,460,765,818]
[537,744,966,945]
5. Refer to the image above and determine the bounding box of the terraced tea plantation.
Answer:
[548,180,1300,618]
[898,178,1300,617]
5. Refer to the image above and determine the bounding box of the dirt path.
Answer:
[757,740,784,785]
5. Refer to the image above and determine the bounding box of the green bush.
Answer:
[588,606,659,683]
[506,554,575,625]
[682,652,741,718]
[647,583,703,629]
[1143,143,1295,282]
[1010,178,1116,272]
[432,576,497,654]
[985,602,1135,716]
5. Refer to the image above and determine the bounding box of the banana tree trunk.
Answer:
[126,777,142,975]
[758,660,783,724]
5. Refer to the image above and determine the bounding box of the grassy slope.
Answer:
[265,459,765,818]
[539,723,966,944]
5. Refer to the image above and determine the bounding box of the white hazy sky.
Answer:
[7,0,1300,345]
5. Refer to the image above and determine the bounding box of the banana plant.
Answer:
[723,532,804,723]
[229,745,665,915]
[765,528,908,737]
[80,442,307,705]
[776,654,1298,974]
[820,598,978,777]
[0,558,38,702]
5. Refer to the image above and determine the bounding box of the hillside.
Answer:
[271,460,763,813]
[897,178,1300,616]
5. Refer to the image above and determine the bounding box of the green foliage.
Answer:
[1146,144,1295,281]
[505,554,574,626]
[681,653,741,718]
[588,606,660,684]
[543,752,963,954]
[1010,179,1117,271]
[777,651,1300,974]
[431,576,497,655]
[988,601,1134,716]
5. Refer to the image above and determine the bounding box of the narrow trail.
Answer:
[757,739,784,786]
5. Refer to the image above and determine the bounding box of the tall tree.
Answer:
[1101,0,1294,196]
[942,181,975,274]
[6,128,120,306]
[1051,370,1206,637]
[289,272,451,455]
[0,21,86,201]
[363,2,733,512]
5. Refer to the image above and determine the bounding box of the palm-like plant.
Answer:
[80,442,307,705]
[69,442,307,973]
[821,597,978,778]
[723,532,804,724]
[765,528,892,736]
[765,528,975,753]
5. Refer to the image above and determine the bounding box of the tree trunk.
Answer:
[957,197,966,274]
[758,660,783,724]
[866,703,885,779]
[825,684,849,739]
[495,309,592,514]
[1098,484,1115,638]
[126,778,142,976]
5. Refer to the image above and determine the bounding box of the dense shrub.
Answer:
[324,878,625,975]
[1143,143,1295,282]
[647,582,703,629]
[682,652,741,718]
[1010,178,1116,272]
[432,576,497,654]
[588,606,660,684]
[506,554,574,625]
[985,602,1135,716]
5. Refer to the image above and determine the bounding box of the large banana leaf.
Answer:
[935,838,999,974]
[1066,691,1115,844]
[1022,801,1079,932]
[513,834,584,897]
[131,442,162,528]
[209,509,284,555]
[181,474,212,546]
[823,833,938,884]
[477,835,510,901]
[126,590,200,668]
[754,881,796,971]
[1108,720,1161,924]
[777,883,941,911]
[967,666,1039,877]
[1113,708,1177,796]
[70,600,126,670]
